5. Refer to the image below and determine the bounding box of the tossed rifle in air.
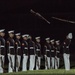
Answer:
[30,9,50,24]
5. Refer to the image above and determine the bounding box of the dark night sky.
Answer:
[0,0,75,54]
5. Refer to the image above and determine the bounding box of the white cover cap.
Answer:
[15,33,21,36]
[50,39,55,42]
[22,34,29,38]
[35,37,40,39]
[56,40,60,43]
[0,29,5,32]
[8,30,14,33]
[67,33,73,39]
[45,37,50,41]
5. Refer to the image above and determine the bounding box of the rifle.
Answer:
[36,54,39,68]
[44,46,48,68]
[45,55,48,68]
[55,56,58,68]
[0,41,4,68]
[16,43,19,69]
[10,56,13,69]
[55,47,59,68]
[8,42,13,70]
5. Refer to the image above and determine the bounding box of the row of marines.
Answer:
[0,29,72,73]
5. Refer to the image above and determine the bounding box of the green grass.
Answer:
[1,69,75,75]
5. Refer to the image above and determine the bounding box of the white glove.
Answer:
[35,54,37,56]
[8,53,10,56]
[55,56,57,59]
[23,54,25,57]
[0,54,1,57]
[2,55,4,58]
[44,55,47,57]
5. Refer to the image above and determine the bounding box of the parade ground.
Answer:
[0,69,75,75]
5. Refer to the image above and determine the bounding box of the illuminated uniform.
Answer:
[28,37,35,70]
[44,38,51,70]
[55,41,60,69]
[50,39,55,69]
[35,37,41,70]
[63,33,72,71]
[15,33,21,72]
[22,35,28,71]
[7,31,15,73]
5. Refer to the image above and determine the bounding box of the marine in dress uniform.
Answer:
[15,33,21,72]
[63,33,72,71]
[44,38,51,70]
[28,36,35,70]
[55,40,60,69]
[35,37,41,70]
[7,30,15,73]
[0,29,5,73]
[22,34,29,71]
[50,39,55,69]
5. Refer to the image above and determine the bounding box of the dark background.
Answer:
[0,0,75,56]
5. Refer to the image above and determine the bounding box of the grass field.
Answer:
[0,69,75,75]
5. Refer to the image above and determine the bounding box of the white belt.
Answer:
[66,46,69,48]
[24,47,28,49]
[63,46,69,48]
[9,46,14,48]
[51,50,54,52]
[36,49,40,51]
[57,51,60,53]
[0,45,5,47]
[63,46,64,48]
[18,47,21,48]
[46,50,50,51]
[30,47,34,49]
